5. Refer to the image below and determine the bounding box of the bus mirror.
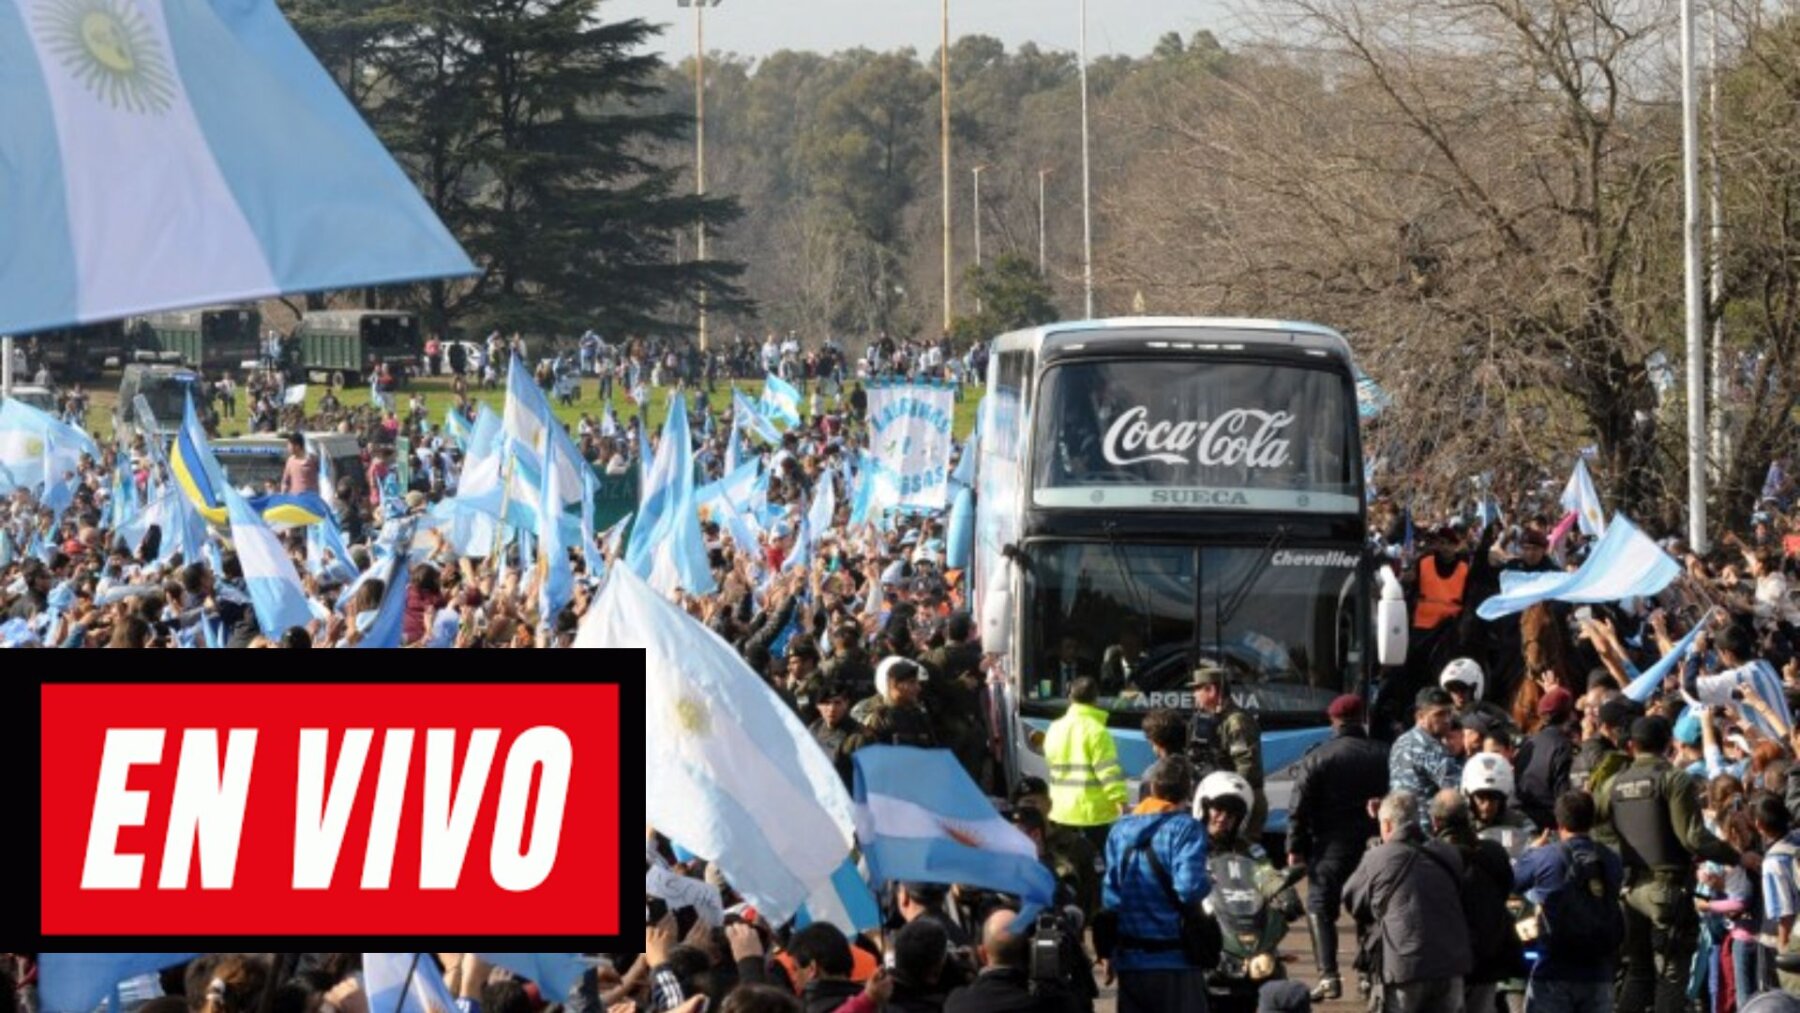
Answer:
[1375,565,1408,667]
[981,570,1013,656]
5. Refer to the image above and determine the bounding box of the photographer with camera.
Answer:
[943,908,1083,1013]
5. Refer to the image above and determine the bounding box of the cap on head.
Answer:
[1538,686,1575,719]
[1191,664,1228,688]
[1327,694,1366,722]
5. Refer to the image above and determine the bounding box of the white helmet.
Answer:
[1193,771,1255,821]
[1440,657,1485,700]
[1460,751,1515,798]
[873,656,926,698]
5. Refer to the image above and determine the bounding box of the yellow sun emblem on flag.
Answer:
[37,0,176,114]
[671,694,712,737]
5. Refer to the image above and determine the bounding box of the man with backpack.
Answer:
[1343,790,1472,1013]
[1514,790,1625,1013]
[1428,789,1524,1013]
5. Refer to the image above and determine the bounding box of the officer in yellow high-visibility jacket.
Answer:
[1044,676,1129,853]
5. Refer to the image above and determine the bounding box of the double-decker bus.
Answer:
[973,318,1405,837]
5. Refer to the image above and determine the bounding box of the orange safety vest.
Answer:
[1414,556,1469,630]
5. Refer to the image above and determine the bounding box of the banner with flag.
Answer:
[224,484,316,638]
[1476,514,1679,620]
[865,379,956,512]
[0,0,475,336]
[852,745,1055,917]
[1561,458,1607,538]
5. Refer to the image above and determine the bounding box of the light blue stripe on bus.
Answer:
[1021,719,1331,781]
[0,0,80,334]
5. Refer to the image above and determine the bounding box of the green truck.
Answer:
[290,310,421,385]
[130,306,262,373]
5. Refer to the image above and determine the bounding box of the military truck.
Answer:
[129,306,262,372]
[291,310,420,386]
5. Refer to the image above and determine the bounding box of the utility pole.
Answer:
[940,0,952,334]
[678,0,721,349]
[1681,0,1708,551]
[1707,0,1725,480]
[1078,0,1094,318]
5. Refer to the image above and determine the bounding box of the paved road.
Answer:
[1090,911,1365,1012]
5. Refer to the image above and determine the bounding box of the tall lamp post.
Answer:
[1078,0,1094,318]
[972,164,990,313]
[1038,167,1054,274]
[678,0,721,350]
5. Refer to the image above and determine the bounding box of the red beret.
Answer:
[1327,694,1366,721]
[1538,686,1575,717]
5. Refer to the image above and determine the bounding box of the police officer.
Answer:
[862,656,938,748]
[1188,664,1266,843]
[1011,776,1101,921]
[1045,676,1129,853]
[1598,715,1738,1013]
[1284,693,1388,1002]
[1460,751,1535,858]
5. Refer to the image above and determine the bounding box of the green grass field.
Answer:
[85,375,983,443]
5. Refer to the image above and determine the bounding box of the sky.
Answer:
[602,0,1236,65]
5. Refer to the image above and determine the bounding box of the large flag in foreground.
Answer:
[579,563,860,925]
[853,745,1056,918]
[1476,514,1679,620]
[363,953,459,1013]
[0,0,475,335]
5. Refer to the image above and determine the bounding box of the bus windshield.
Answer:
[1021,540,1363,719]
[139,378,196,426]
[1031,359,1356,512]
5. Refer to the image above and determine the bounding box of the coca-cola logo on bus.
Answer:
[1101,406,1295,469]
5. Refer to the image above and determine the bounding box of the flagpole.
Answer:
[395,953,423,1013]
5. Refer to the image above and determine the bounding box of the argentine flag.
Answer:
[1476,514,1678,620]
[578,563,861,925]
[760,374,802,429]
[0,0,474,335]
[363,954,459,1013]
[225,484,316,638]
[1561,458,1608,538]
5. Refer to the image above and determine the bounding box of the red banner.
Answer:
[40,682,619,936]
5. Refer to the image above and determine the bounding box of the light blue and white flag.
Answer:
[1689,659,1794,742]
[305,509,357,583]
[36,954,201,1013]
[1476,514,1678,620]
[473,955,589,1003]
[853,746,1056,918]
[733,388,782,444]
[1623,610,1713,704]
[1561,458,1607,539]
[225,484,314,638]
[0,0,474,336]
[363,953,459,1013]
[784,470,837,573]
[0,397,95,495]
[759,374,802,428]
[577,563,857,924]
[537,432,575,622]
[443,406,473,451]
[353,533,411,648]
[794,855,883,935]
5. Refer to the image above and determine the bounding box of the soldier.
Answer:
[784,640,828,727]
[1187,664,1266,843]
[1011,776,1100,921]
[861,657,938,748]
[1598,716,1739,1013]
[808,681,865,790]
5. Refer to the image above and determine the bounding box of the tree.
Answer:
[950,254,1059,343]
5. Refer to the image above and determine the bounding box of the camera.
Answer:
[1029,912,1063,983]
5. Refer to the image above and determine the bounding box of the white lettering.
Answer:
[1102,406,1294,469]
[360,729,414,889]
[1270,549,1360,568]
[420,728,500,890]
[489,726,573,892]
[293,728,372,889]
[158,729,257,889]
[82,728,164,890]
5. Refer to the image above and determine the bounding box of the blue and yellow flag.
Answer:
[168,392,230,524]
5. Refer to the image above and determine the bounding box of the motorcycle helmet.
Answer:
[873,656,926,698]
[1460,751,1515,798]
[1439,657,1485,700]
[1193,771,1254,821]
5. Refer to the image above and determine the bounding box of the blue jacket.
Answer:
[1101,811,1211,972]
[1512,835,1624,980]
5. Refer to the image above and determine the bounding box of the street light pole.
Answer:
[1078,0,1094,318]
[1681,0,1708,551]
[678,0,721,350]
[1707,0,1724,478]
[940,0,952,334]
[1038,167,1053,274]
[972,164,989,314]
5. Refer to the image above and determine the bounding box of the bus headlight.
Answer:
[1026,729,1046,754]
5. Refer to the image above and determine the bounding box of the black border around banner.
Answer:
[10,655,645,950]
